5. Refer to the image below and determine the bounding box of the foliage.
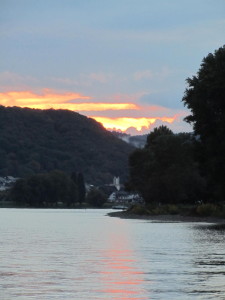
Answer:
[145,125,173,147]
[71,172,86,204]
[182,46,225,201]
[127,204,151,215]
[77,173,86,204]
[0,106,133,185]
[195,204,225,218]
[0,190,8,202]
[86,188,107,207]
[8,170,78,207]
[126,204,180,215]
[127,126,205,204]
[146,204,180,215]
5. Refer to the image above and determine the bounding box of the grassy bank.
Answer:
[108,203,225,223]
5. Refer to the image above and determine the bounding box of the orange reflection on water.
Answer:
[97,227,149,300]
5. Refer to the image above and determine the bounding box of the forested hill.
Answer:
[0,106,134,184]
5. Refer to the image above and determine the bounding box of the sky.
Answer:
[0,0,225,135]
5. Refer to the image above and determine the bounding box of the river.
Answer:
[0,209,225,299]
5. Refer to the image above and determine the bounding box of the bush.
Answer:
[146,204,179,215]
[166,204,179,215]
[86,188,107,207]
[195,203,224,217]
[127,204,150,215]
[127,204,180,215]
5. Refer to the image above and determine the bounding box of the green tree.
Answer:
[182,45,225,201]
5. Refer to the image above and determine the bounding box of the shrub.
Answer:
[166,204,179,215]
[86,188,107,207]
[127,204,150,215]
[196,203,222,217]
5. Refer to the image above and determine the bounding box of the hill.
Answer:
[112,131,147,148]
[0,106,134,184]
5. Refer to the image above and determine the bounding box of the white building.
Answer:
[108,191,143,204]
[0,176,18,191]
[113,176,120,191]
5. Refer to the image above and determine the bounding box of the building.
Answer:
[0,176,18,191]
[108,190,143,204]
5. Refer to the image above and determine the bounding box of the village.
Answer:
[0,175,143,208]
[97,176,144,208]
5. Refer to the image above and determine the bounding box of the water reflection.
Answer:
[188,224,225,298]
[1,209,225,299]
[97,223,148,299]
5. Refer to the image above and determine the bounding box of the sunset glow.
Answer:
[92,116,176,132]
[0,90,138,111]
[0,90,90,106]
[0,90,184,134]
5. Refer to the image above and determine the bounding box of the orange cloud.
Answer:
[0,89,187,134]
[0,90,138,111]
[0,90,89,106]
[92,116,175,132]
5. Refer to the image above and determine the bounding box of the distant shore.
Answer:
[108,211,225,224]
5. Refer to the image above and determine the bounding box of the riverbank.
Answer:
[108,210,225,224]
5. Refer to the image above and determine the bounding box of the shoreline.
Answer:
[108,211,225,224]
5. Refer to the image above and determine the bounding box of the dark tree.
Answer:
[145,125,173,147]
[127,127,204,204]
[86,188,107,207]
[71,172,77,184]
[9,179,31,206]
[77,172,86,204]
[9,170,78,207]
[182,45,225,201]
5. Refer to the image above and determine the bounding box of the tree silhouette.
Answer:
[182,45,225,201]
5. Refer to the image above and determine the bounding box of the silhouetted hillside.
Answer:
[0,106,134,184]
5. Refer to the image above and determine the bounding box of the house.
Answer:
[108,190,143,204]
[0,176,18,191]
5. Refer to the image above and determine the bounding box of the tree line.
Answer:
[0,106,133,185]
[127,45,225,205]
[8,170,107,208]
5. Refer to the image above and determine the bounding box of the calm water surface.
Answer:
[0,209,225,300]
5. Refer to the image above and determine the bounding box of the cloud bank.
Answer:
[0,89,192,134]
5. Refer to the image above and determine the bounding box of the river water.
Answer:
[0,209,225,300]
